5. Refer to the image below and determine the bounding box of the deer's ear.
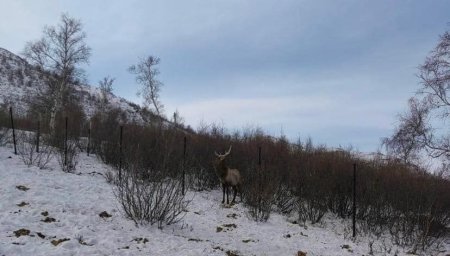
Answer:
[214,151,220,157]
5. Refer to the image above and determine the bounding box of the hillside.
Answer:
[2,143,444,256]
[0,47,146,122]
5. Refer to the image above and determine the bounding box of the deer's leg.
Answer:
[222,183,226,204]
[231,185,237,204]
[226,185,230,204]
[239,184,243,202]
[236,184,241,202]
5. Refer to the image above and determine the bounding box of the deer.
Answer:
[213,146,242,205]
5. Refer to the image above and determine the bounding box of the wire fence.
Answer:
[0,106,449,250]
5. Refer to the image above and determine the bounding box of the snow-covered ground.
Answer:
[0,144,448,256]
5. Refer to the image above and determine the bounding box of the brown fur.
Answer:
[213,146,242,204]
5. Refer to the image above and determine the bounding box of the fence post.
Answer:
[119,126,123,180]
[258,146,262,204]
[352,163,357,238]
[9,107,17,155]
[64,117,68,167]
[258,146,262,168]
[36,121,40,153]
[87,124,91,156]
[182,136,187,195]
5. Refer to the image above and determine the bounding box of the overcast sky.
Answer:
[1,0,449,152]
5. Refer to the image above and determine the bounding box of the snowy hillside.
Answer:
[0,47,145,122]
[0,143,449,256]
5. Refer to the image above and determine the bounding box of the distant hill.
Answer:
[0,47,150,123]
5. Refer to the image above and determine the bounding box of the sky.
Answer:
[0,0,449,152]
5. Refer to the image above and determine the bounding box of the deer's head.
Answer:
[214,145,232,165]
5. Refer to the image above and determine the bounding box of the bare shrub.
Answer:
[17,132,53,169]
[243,167,275,222]
[65,102,449,252]
[0,127,10,146]
[354,160,450,252]
[297,195,327,225]
[113,168,190,229]
[0,107,10,145]
[57,140,79,173]
[273,184,296,214]
[294,148,331,225]
[186,167,216,191]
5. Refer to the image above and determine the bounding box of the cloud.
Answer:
[175,95,331,126]
[2,0,450,153]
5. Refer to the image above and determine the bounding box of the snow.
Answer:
[0,144,449,256]
[0,47,145,122]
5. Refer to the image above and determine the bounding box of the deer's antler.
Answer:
[224,145,232,156]
[215,146,232,157]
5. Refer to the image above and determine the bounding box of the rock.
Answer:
[188,238,203,242]
[17,202,29,207]
[51,238,70,246]
[41,217,56,223]
[226,213,239,219]
[223,223,237,228]
[99,211,112,218]
[14,229,30,237]
[133,237,149,244]
[16,185,29,191]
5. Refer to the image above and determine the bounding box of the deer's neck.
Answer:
[215,160,228,179]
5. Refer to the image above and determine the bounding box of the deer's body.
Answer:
[213,146,242,204]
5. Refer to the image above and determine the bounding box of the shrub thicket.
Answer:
[16,131,53,169]
[4,105,449,251]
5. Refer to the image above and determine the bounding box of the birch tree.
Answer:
[99,76,114,107]
[23,13,91,132]
[128,56,164,116]
[383,30,450,169]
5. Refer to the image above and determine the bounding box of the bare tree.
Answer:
[128,56,164,116]
[382,98,430,165]
[171,109,184,128]
[98,76,115,110]
[384,30,450,165]
[22,13,91,132]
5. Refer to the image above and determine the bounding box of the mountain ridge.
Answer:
[0,46,148,123]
